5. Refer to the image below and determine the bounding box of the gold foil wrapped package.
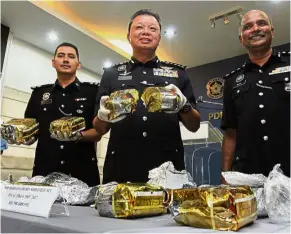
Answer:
[49,117,86,138]
[1,118,39,144]
[169,186,257,231]
[105,89,139,120]
[141,87,180,112]
[95,182,167,218]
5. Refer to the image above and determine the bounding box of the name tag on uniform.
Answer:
[269,66,291,75]
[75,97,87,102]
[153,68,178,78]
[118,76,132,80]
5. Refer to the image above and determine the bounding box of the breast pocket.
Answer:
[272,76,290,101]
[231,81,250,112]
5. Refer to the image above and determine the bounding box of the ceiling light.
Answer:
[164,28,176,38]
[109,39,133,55]
[237,10,243,20]
[103,60,112,68]
[210,19,215,28]
[48,31,58,41]
[224,16,230,25]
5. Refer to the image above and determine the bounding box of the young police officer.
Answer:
[93,9,200,183]
[25,42,101,186]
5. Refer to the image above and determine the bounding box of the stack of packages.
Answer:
[95,162,258,231]
[222,164,290,225]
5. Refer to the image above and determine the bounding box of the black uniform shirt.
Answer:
[95,57,197,183]
[25,78,100,186]
[221,50,290,176]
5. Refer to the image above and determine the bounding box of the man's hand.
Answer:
[50,131,82,142]
[164,84,187,113]
[97,96,126,123]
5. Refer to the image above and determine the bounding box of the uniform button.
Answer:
[259,104,264,108]
[43,108,47,111]
[61,104,65,108]
[236,157,240,160]
[259,92,264,96]
[143,132,147,137]
[285,77,289,82]
[165,81,169,85]
[142,81,147,85]
[261,119,266,124]
[60,160,65,164]
[92,158,95,161]
[175,149,178,152]
[258,80,263,84]
[143,71,147,74]
[112,151,115,154]
[122,84,125,86]
[60,145,64,149]
[62,93,66,96]
[259,69,263,73]
[263,136,268,141]
[237,90,240,93]
[80,105,83,108]
[143,116,147,121]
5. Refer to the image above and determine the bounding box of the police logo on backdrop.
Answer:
[206,77,224,99]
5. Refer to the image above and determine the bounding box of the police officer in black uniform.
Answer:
[93,9,200,183]
[25,42,101,186]
[221,10,290,178]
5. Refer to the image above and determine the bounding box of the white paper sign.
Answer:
[1,183,59,218]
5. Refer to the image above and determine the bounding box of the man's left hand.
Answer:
[165,84,187,113]
[51,131,82,142]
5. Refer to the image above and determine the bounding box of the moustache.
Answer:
[249,32,265,39]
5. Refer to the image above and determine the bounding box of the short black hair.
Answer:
[54,42,79,60]
[128,9,162,33]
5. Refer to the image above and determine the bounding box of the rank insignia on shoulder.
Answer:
[160,61,186,70]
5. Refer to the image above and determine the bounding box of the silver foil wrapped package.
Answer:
[264,164,290,224]
[147,161,196,189]
[222,171,268,217]
[17,172,96,205]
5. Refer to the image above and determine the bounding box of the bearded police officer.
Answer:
[221,10,290,178]
[93,9,200,183]
[25,42,101,186]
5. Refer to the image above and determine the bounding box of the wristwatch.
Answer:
[179,101,192,113]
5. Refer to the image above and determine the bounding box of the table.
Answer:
[1,206,290,233]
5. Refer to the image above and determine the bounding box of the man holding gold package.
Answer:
[93,9,200,183]
[23,42,101,186]
[221,10,290,178]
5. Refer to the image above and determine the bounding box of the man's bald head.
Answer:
[238,9,274,52]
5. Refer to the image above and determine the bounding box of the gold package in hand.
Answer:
[95,182,167,218]
[141,87,180,112]
[169,186,257,231]
[49,117,85,138]
[105,89,139,120]
[1,118,39,144]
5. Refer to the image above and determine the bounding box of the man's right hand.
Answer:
[97,96,126,123]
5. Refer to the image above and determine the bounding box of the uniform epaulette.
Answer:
[103,61,128,70]
[223,63,246,79]
[81,81,99,86]
[160,61,186,70]
[279,51,291,56]
[31,84,53,90]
